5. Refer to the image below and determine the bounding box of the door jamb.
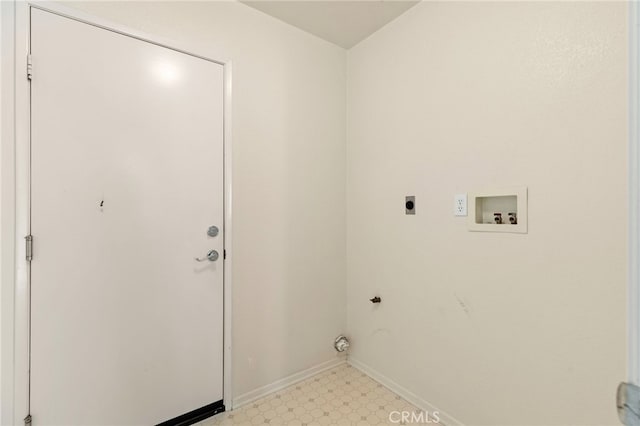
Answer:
[630,0,639,388]
[2,2,234,423]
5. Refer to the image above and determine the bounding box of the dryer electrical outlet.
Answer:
[405,196,415,215]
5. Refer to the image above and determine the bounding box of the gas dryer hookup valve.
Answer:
[334,335,350,352]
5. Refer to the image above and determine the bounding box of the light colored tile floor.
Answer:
[199,363,427,426]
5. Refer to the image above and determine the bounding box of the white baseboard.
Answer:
[348,357,464,426]
[232,357,346,409]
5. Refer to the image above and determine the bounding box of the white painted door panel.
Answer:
[30,9,224,425]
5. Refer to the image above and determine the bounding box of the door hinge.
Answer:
[24,414,32,426]
[25,235,33,262]
[618,382,640,425]
[223,249,226,260]
[27,55,33,80]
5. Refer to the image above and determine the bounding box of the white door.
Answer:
[29,9,225,425]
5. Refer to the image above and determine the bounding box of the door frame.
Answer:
[1,2,234,423]
[630,0,639,388]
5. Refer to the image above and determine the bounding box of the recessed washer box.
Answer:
[468,186,528,233]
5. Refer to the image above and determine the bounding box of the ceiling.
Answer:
[240,1,420,49]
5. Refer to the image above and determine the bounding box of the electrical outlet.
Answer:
[454,194,467,216]
[405,196,415,215]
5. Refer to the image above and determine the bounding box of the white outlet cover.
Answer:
[454,194,467,216]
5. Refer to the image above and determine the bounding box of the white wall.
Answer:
[346,2,627,425]
[0,2,16,424]
[61,0,347,401]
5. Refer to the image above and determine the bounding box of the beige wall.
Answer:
[346,2,627,425]
[62,0,347,400]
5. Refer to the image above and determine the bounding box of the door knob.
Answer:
[195,250,219,262]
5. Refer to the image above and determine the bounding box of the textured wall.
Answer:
[347,2,627,424]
